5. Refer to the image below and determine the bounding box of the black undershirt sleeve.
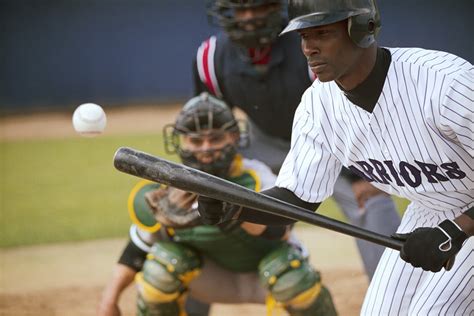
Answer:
[118,240,148,272]
[238,186,320,225]
[340,167,364,184]
[259,225,289,239]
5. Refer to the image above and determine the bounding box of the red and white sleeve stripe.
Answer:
[196,36,223,98]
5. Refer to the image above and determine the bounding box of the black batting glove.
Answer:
[197,195,242,225]
[197,196,225,225]
[392,219,468,272]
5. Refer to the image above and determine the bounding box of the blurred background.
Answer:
[0,1,472,315]
[1,0,473,112]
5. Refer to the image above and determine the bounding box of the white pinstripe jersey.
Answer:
[276,47,474,213]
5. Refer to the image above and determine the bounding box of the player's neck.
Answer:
[336,44,378,91]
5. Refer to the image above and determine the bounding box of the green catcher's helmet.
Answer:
[281,0,381,48]
[164,93,248,177]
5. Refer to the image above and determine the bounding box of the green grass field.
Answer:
[0,134,410,248]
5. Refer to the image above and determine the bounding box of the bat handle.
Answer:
[385,238,404,251]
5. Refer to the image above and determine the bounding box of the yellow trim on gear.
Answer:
[265,295,284,316]
[144,254,201,285]
[128,179,162,233]
[265,283,323,315]
[286,282,322,309]
[135,272,180,303]
[290,259,301,268]
[268,275,277,285]
[246,168,261,192]
[179,268,201,285]
[228,154,244,177]
[177,294,189,316]
[228,154,262,192]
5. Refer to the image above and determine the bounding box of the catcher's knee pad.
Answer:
[136,241,202,306]
[258,245,337,316]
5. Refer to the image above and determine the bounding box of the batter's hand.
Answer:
[197,195,242,225]
[351,180,389,208]
[392,219,468,272]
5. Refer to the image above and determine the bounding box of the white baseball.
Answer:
[72,103,107,137]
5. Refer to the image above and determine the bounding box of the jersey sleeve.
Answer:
[242,158,277,191]
[438,68,474,156]
[194,35,223,98]
[276,89,342,203]
[192,57,207,96]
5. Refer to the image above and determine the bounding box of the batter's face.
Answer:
[298,20,363,83]
[181,130,238,164]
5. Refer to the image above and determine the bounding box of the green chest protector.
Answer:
[174,225,284,272]
[131,169,337,316]
[129,169,283,272]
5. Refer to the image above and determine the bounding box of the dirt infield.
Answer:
[1,106,368,315]
[0,228,368,316]
[0,104,183,141]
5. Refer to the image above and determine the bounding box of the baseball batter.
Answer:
[195,0,401,280]
[197,0,474,315]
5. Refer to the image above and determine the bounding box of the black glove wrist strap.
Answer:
[436,219,468,251]
[222,202,243,221]
[217,203,243,232]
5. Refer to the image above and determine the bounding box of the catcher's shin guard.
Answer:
[283,285,337,316]
[135,241,202,316]
[259,245,337,316]
[137,293,186,316]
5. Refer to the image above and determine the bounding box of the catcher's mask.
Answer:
[164,93,249,177]
[207,0,287,48]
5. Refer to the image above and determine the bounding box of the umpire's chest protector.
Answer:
[213,32,313,141]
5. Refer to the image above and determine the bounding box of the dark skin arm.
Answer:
[455,208,474,236]
[351,180,390,209]
[97,264,136,316]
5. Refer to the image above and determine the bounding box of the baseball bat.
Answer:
[113,146,403,251]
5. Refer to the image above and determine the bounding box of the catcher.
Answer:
[97,93,337,316]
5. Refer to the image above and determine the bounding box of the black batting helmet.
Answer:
[281,0,381,48]
[207,0,287,48]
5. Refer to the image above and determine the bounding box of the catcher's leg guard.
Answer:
[136,241,202,316]
[258,244,337,316]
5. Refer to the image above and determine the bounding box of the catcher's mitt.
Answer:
[145,187,201,228]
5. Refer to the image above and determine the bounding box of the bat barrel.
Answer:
[114,147,403,251]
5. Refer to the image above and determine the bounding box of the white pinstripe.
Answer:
[277,47,474,315]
